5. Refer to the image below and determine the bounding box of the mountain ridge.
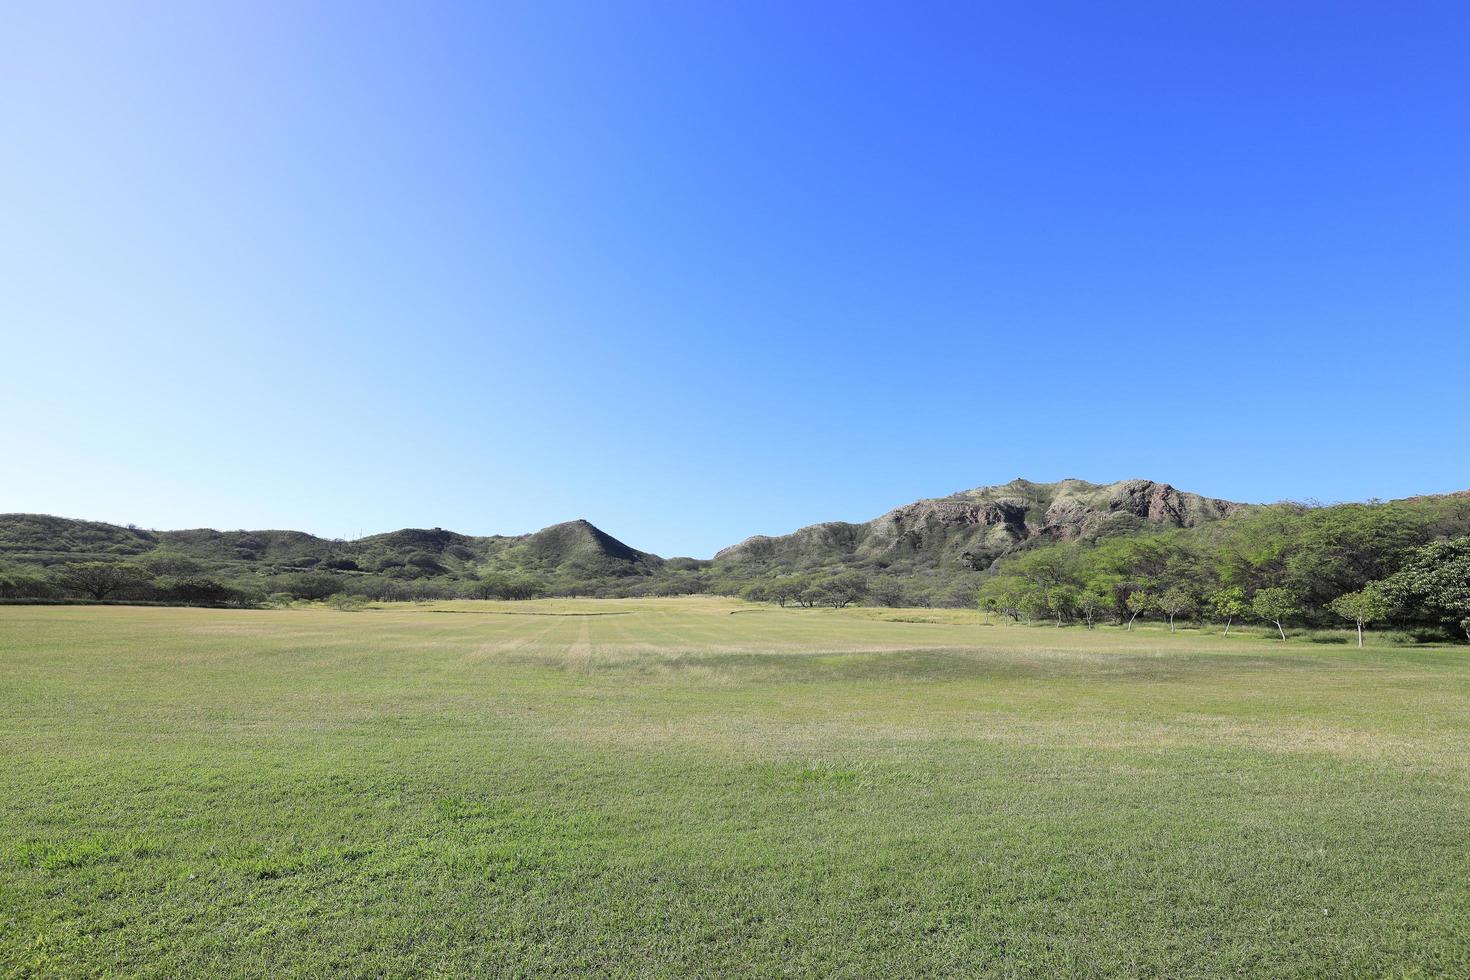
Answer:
[2,477,1245,571]
[0,513,662,582]
[713,478,1246,571]
[6,477,1470,606]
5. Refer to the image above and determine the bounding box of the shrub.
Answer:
[277,572,341,601]
[0,565,58,599]
[164,577,232,606]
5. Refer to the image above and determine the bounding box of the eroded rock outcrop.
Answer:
[712,477,1248,573]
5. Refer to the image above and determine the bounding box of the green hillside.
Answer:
[4,479,1469,641]
[0,515,662,602]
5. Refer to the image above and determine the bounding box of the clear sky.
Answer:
[3,2,1467,558]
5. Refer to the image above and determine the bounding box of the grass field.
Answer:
[2,598,1468,978]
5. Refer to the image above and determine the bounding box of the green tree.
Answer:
[52,562,148,600]
[1016,586,1048,625]
[1207,587,1248,636]
[868,579,905,608]
[1252,587,1298,641]
[1081,570,1126,622]
[1078,589,1111,629]
[0,564,55,599]
[1380,536,1470,642]
[1124,591,1154,631]
[471,572,545,600]
[1157,587,1194,632]
[819,572,869,609]
[165,577,231,606]
[1328,584,1390,648]
[139,551,206,578]
[739,583,770,604]
[278,571,341,601]
[935,578,982,609]
[977,577,1021,624]
[790,574,823,608]
[1046,584,1079,626]
[768,578,800,608]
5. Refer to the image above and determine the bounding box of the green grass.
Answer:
[2,598,1467,978]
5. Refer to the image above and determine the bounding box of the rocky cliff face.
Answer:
[1105,479,1240,526]
[713,478,1247,573]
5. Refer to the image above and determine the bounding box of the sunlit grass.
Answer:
[2,598,1467,977]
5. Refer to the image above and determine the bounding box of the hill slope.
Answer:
[713,478,1246,576]
[0,514,661,588]
[35,477,1470,614]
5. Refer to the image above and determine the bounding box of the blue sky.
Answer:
[3,2,1467,558]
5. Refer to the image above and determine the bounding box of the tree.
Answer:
[1328,584,1390,648]
[1125,591,1154,631]
[868,579,905,608]
[796,585,826,608]
[165,577,231,606]
[0,564,55,599]
[278,571,341,601]
[739,583,770,604]
[977,578,1021,624]
[52,562,148,600]
[1009,547,1075,591]
[139,552,206,578]
[471,572,545,600]
[768,578,800,608]
[1207,587,1247,636]
[1252,587,1298,641]
[1078,589,1110,629]
[1082,570,1125,623]
[1017,587,1048,626]
[1046,584,1079,626]
[1157,588,1194,632]
[819,572,869,609]
[977,592,997,624]
[935,578,982,609]
[1380,536,1470,643]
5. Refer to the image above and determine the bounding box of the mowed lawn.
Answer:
[2,599,1468,978]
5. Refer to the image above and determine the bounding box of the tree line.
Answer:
[974,503,1470,644]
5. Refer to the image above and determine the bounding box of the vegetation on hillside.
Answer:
[3,483,1468,641]
[971,494,1470,642]
[0,515,667,606]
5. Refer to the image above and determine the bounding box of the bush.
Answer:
[934,578,981,609]
[51,562,152,601]
[469,572,545,601]
[225,583,266,608]
[0,565,58,599]
[868,579,906,607]
[163,577,232,606]
[276,572,341,601]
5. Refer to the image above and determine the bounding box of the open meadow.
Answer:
[2,597,1468,978]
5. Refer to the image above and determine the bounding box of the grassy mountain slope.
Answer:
[0,514,661,589]
[7,480,1468,617]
